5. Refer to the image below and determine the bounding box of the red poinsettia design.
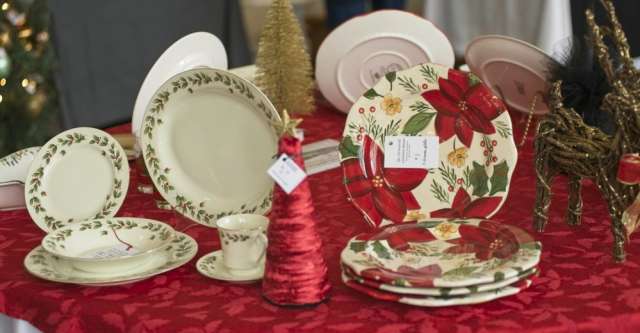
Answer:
[359,264,443,288]
[343,136,427,226]
[445,220,519,260]
[369,224,436,251]
[422,69,506,147]
[430,187,502,219]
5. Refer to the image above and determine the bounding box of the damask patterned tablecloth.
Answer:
[2,106,640,333]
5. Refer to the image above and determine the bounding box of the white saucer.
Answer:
[196,250,264,282]
[131,31,228,142]
[316,10,454,113]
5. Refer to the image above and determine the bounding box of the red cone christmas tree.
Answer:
[262,111,330,306]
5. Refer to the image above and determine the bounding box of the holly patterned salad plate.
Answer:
[342,263,537,297]
[24,232,197,286]
[141,68,279,227]
[25,128,129,232]
[339,62,517,227]
[341,219,541,288]
[342,272,533,307]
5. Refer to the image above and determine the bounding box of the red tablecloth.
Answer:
[2,106,640,333]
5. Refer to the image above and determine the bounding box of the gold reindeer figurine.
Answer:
[533,0,640,262]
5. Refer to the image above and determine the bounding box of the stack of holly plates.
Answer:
[341,219,541,306]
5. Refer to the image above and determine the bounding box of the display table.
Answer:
[2,106,640,332]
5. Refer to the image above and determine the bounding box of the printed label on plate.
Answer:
[384,136,438,169]
[82,243,138,259]
[267,154,307,194]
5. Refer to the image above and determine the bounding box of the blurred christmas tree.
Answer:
[0,0,59,156]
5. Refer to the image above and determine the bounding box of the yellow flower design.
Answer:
[404,210,426,221]
[448,147,469,168]
[380,94,402,116]
[433,221,459,239]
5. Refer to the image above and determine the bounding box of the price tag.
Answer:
[267,154,307,194]
[87,244,138,259]
[384,135,438,169]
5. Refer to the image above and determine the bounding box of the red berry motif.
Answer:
[422,83,428,89]
[358,107,365,114]
[456,178,463,184]
[359,127,365,133]
[448,185,454,192]
[357,134,363,141]
[492,156,497,162]
[492,140,498,146]
[480,141,486,147]
[369,106,376,112]
[483,150,488,156]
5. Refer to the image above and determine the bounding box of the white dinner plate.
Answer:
[24,232,197,286]
[465,35,555,115]
[141,68,279,227]
[132,32,228,142]
[316,10,454,113]
[24,128,129,232]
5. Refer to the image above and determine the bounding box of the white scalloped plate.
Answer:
[316,10,454,113]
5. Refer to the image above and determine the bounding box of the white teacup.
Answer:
[216,214,268,276]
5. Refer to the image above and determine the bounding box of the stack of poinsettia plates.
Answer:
[340,219,541,306]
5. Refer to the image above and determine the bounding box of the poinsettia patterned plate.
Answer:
[341,219,541,288]
[339,62,517,227]
[24,232,197,286]
[342,271,533,307]
[25,128,129,232]
[141,68,279,227]
[341,263,537,297]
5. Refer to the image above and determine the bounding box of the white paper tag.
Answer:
[384,135,438,169]
[84,243,138,259]
[267,154,307,194]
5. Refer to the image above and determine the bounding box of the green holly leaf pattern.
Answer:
[401,112,436,135]
[371,240,392,259]
[363,88,382,100]
[349,241,366,253]
[339,136,359,159]
[494,271,505,282]
[442,266,479,278]
[470,162,489,197]
[489,160,509,195]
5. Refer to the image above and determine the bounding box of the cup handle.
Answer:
[254,233,268,265]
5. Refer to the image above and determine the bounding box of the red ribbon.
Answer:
[342,135,427,227]
[617,153,640,184]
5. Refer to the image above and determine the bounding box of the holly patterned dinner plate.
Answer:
[341,263,537,297]
[342,271,533,307]
[341,219,541,288]
[0,146,40,183]
[25,128,129,232]
[141,68,279,227]
[339,63,517,227]
[24,232,197,286]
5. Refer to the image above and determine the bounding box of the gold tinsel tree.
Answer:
[255,0,314,115]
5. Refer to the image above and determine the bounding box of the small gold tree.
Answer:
[255,0,314,115]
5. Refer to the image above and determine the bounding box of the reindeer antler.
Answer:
[599,0,634,71]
